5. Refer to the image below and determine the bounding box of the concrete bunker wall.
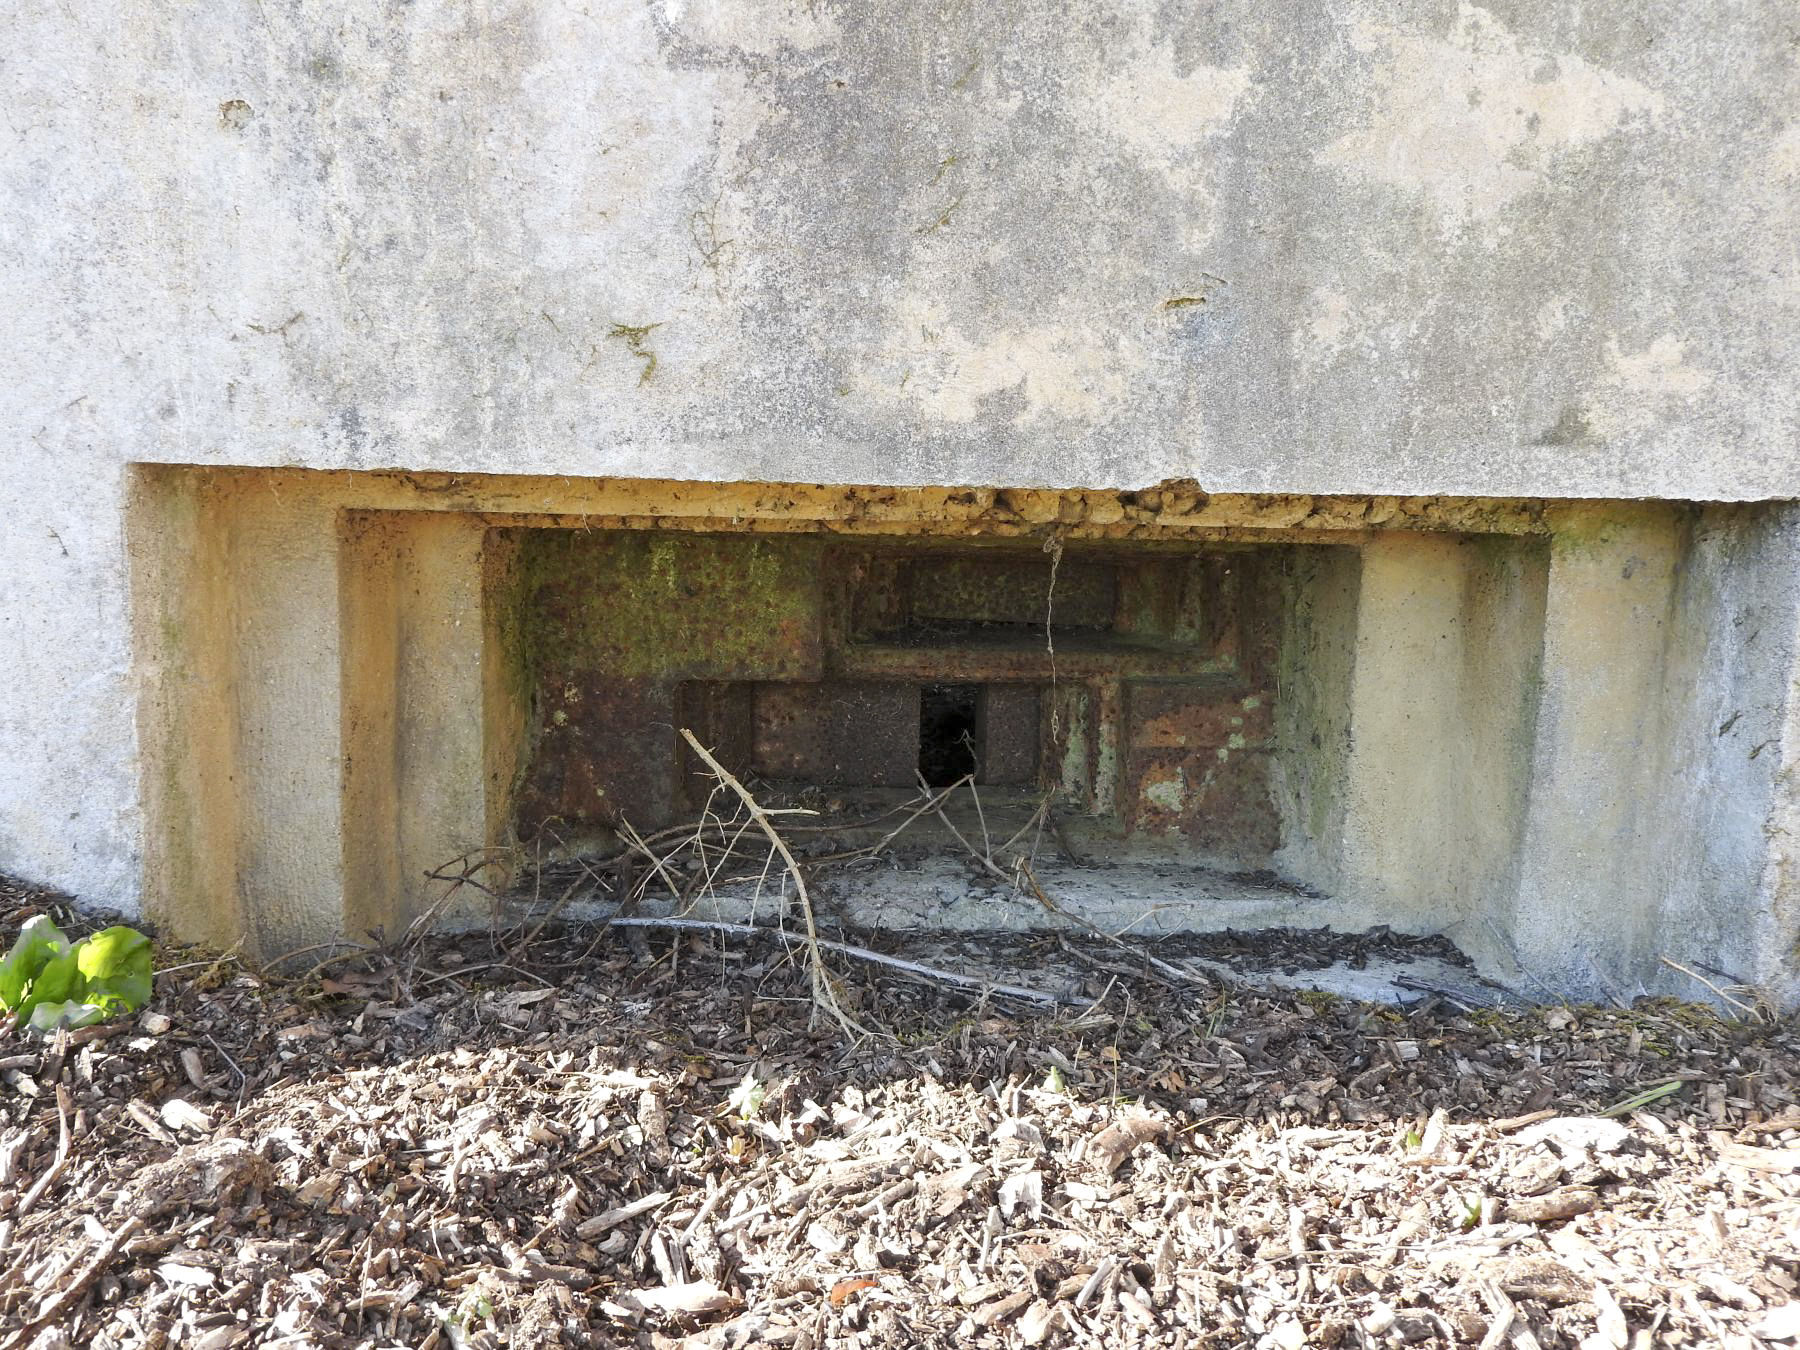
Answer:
[127,466,1800,1005]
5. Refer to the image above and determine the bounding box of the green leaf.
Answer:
[74,926,153,1014]
[1598,1080,1685,1117]
[25,999,110,1033]
[0,916,72,1014]
[1,920,153,1032]
[27,947,83,1005]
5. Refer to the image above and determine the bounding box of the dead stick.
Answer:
[679,730,870,1039]
[918,775,1012,885]
[508,869,594,960]
[619,817,686,904]
[1659,955,1760,1017]
[14,1084,71,1220]
[804,777,973,864]
[605,916,1067,1006]
[0,1216,143,1350]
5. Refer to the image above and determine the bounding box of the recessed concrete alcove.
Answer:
[506,530,1305,863]
[124,466,1800,1005]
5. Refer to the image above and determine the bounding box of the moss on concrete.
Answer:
[509,530,826,683]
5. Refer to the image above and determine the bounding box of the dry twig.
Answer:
[679,729,871,1040]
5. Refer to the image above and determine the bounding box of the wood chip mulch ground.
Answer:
[3,874,1800,1350]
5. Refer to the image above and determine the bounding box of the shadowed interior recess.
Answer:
[919,683,979,787]
[505,527,1294,870]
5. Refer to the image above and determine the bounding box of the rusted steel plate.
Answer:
[840,553,907,641]
[752,681,920,787]
[1125,745,1280,863]
[905,555,1114,630]
[520,530,824,681]
[977,684,1042,786]
[833,636,1235,683]
[1044,683,1094,811]
[510,529,1295,871]
[1129,683,1274,750]
[1122,680,1280,859]
[1115,557,1212,649]
[675,681,755,809]
[1233,551,1282,687]
[513,675,680,839]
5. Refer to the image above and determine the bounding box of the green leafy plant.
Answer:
[0,916,154,1033]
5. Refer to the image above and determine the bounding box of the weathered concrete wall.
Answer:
[11,1,1796,495]
[1510,504,1800,1007]
[1270,548,1360,897]
[3,1,1798,982]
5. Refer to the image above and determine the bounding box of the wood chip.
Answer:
[2,870,1793,1350]
[574,1190,672,1238]
[1717,1141,1800,1172]
[969,1289,1032,1327]
[619,1280,738,1317]
[1592,1282,1629,1350]
[1503,1187,1600,1223]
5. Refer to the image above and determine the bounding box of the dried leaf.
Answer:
[829,1278,878,1308]
[805,1220,846,1254]
[575,1190,672,1238]
[998,1169,1043,1219]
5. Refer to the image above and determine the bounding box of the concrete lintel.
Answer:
[141,467,1553,539]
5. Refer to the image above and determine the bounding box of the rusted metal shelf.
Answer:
[832,632,1237,682]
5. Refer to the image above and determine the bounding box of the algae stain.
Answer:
[607,322,664,386]
[916,192,966,236]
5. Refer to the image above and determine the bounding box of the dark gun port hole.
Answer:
[919,683,979,787]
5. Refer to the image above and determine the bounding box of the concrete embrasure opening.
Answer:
[140,466,1798,1005]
